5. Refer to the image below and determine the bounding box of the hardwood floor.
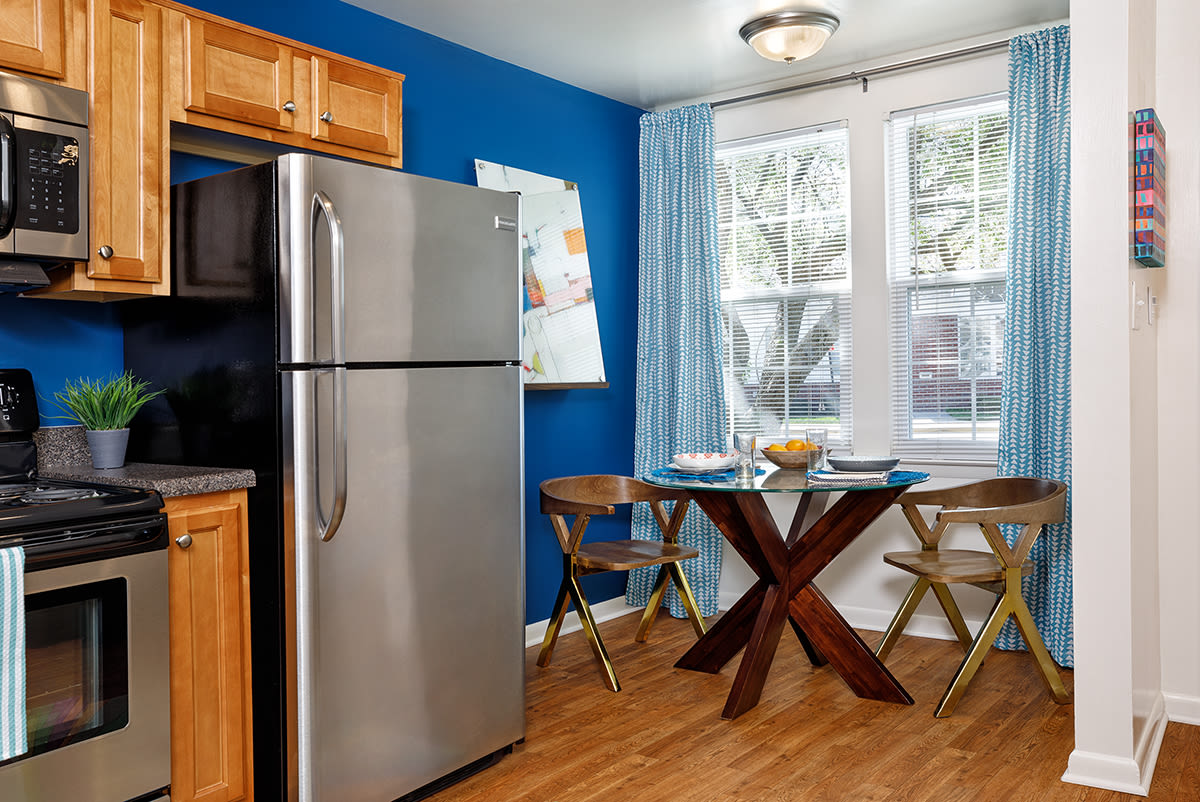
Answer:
[428,612,1199,801]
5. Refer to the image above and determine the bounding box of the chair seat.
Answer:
[882,548,1034,585]
[576,540,700,571]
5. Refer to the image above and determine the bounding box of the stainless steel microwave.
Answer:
[0,70,88,291]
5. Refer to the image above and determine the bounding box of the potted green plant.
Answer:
[52,372,166,469]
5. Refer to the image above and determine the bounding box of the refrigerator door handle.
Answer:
[311,189,346,364]
[316,367,349,543]
[311,189,348,542]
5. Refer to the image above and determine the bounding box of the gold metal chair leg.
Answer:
[930,582,974,651]
[566,575,621,692]
[935,594,1011,718]
[669,561,708,638]
[1010,594,1071,704]
[876,577,931,661]
[537,578,572,667]
[635,565,672,642]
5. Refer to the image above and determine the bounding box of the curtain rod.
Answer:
[710,38,1011,109]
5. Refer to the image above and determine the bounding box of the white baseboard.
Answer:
[1061,694,1168,796]
[525,598,642,648]
[718,594,987,643]
[1164,691,1200,725]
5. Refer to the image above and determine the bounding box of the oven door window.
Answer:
[12,578,129,761]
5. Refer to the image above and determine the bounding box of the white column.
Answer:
[1065,0,1170,793]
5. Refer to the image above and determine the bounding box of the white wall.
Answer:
[712,46,1009,640]
[1154,0,1200,729]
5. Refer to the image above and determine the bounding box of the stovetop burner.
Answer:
[0,483,38,502]
[19,487,102,504]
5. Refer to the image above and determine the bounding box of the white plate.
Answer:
[669,461,732,474]
[825,455,900,472]
[671,452,737,471]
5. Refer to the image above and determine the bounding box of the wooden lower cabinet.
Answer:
[165,489,254,802]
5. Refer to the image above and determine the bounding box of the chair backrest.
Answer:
[539,475,690,516]
[897,477,1066,527]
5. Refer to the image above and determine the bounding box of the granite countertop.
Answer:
[35,425,256,498]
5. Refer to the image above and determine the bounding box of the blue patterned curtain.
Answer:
[995,25,1072,665]
[626,104,726,618]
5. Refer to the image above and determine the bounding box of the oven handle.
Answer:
[0,114,15,238]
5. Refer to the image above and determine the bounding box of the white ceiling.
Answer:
[342,0,1068,110]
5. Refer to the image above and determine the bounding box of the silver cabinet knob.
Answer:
[282,100,296,112]
[97,245,114,258]
[320,111,333,123]
[175,534,193,549]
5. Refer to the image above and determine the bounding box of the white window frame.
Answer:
[716,122,852,449]
[886,94,1009,462]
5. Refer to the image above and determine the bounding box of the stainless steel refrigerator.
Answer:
[123,153,526,802]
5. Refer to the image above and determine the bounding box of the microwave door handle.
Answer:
[310,191,347,543]
[0,115,15,237]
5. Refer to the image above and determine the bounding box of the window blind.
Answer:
[716,122,852,448]
[886,95,1008,460]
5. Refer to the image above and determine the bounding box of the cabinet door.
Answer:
[88,0,166,285]
[166,490,254,802]
[0,0,65,78]
[183,17,294,131]
[310,55,401,157]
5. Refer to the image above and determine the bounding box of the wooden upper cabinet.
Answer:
[33,0,168,299]
[182,17,295,131]
[0,0,66,78]
[87,0,167,288]
[310,55,401,157]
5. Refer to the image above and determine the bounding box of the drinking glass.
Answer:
[733,432,757,481]
[806,428,827,472]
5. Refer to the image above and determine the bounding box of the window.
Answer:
[715,123,852,448]
[887,95,1008,460]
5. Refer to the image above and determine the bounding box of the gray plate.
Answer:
[826,455,900,472]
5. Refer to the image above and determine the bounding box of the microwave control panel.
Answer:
[14,128,80,235]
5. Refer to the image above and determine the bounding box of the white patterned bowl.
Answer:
[671,452,737,471]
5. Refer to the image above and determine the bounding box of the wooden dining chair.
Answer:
[538,475,708,692]
[874,477,1070,717]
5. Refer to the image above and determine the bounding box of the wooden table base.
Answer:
[675,485,914,719]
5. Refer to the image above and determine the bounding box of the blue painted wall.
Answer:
[0,296,123,419]
[168,0,645,623]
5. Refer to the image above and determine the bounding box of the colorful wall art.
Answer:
[1130,108,1167,267]
[475,160,608,388]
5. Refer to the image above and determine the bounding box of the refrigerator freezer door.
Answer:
[278,154,522,366]
[288,365,525,801]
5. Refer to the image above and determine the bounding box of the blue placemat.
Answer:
[650,466,766,483]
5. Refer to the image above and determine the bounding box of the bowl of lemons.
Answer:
[760,439,821,470]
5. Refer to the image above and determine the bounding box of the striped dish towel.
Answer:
[0,546,26,762]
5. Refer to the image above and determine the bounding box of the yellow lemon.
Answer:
[766,443,786,451]
[785,439,812,451]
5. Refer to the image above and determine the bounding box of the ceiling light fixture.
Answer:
[739,10,840,64]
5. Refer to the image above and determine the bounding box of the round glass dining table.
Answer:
[642,466,930,719]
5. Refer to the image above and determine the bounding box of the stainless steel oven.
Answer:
[0,70,89,292]
[0,369,171,801]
